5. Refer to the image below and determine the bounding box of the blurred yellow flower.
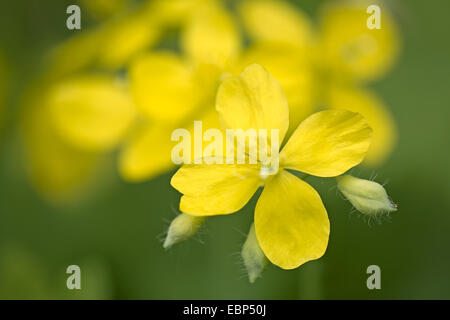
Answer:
[22,85,101,203]
[326,84,396,167]
[171,64,373,269]
[47,75,136,152]
[316,0,400,166]
[23,31,140,203]
[238,0,313,48]
[120,3,239,181]
[317,0,400,82]
[239,0,399,166]
[22,76,137,203]
[97,7,161,69]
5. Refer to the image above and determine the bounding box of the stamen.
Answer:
[259,165,278,180]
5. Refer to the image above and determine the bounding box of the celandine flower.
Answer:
[47,75,136,152]
[170,64,373,269]
[317,0,400,82]
[21,75,135,203]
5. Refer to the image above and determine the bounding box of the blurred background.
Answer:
[0,0,449,299]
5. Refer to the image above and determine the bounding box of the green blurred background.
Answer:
[0,0,449,299]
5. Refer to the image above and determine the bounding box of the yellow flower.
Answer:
[22,73,135,204]
[23,28,139,202]
[171,64,372,269]
[317,0,400,82]
[22,25,138,202]
[46,75,136,152]
[22,84,101,203]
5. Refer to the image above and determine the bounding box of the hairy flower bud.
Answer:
[337,174,397,216]
[241,224,269,283]
[163,213,206,249]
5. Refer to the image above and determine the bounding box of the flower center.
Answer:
[259,165,278,180]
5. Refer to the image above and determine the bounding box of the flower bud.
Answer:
[241,224,269,283]
[163,213,206,249]
[336,174,397,216]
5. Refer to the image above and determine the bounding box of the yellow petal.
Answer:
[318,0,400,82]
[22,92,100,203]
[216,64,289,146]
[280,110,372,177]
[98,10,160,69]
[327,85,397,167]
[255,170,329,269]
[82,0,127,19]
[171,163,262,216]
[238,0,313,47]
[129,52,202,124]
[181,5,241,68]
[119,124,176,182]
[119,106,222,182]
[150,0,215,28]
[48,75,136,152]
[239,43,316,132]
[45,31,100,79]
